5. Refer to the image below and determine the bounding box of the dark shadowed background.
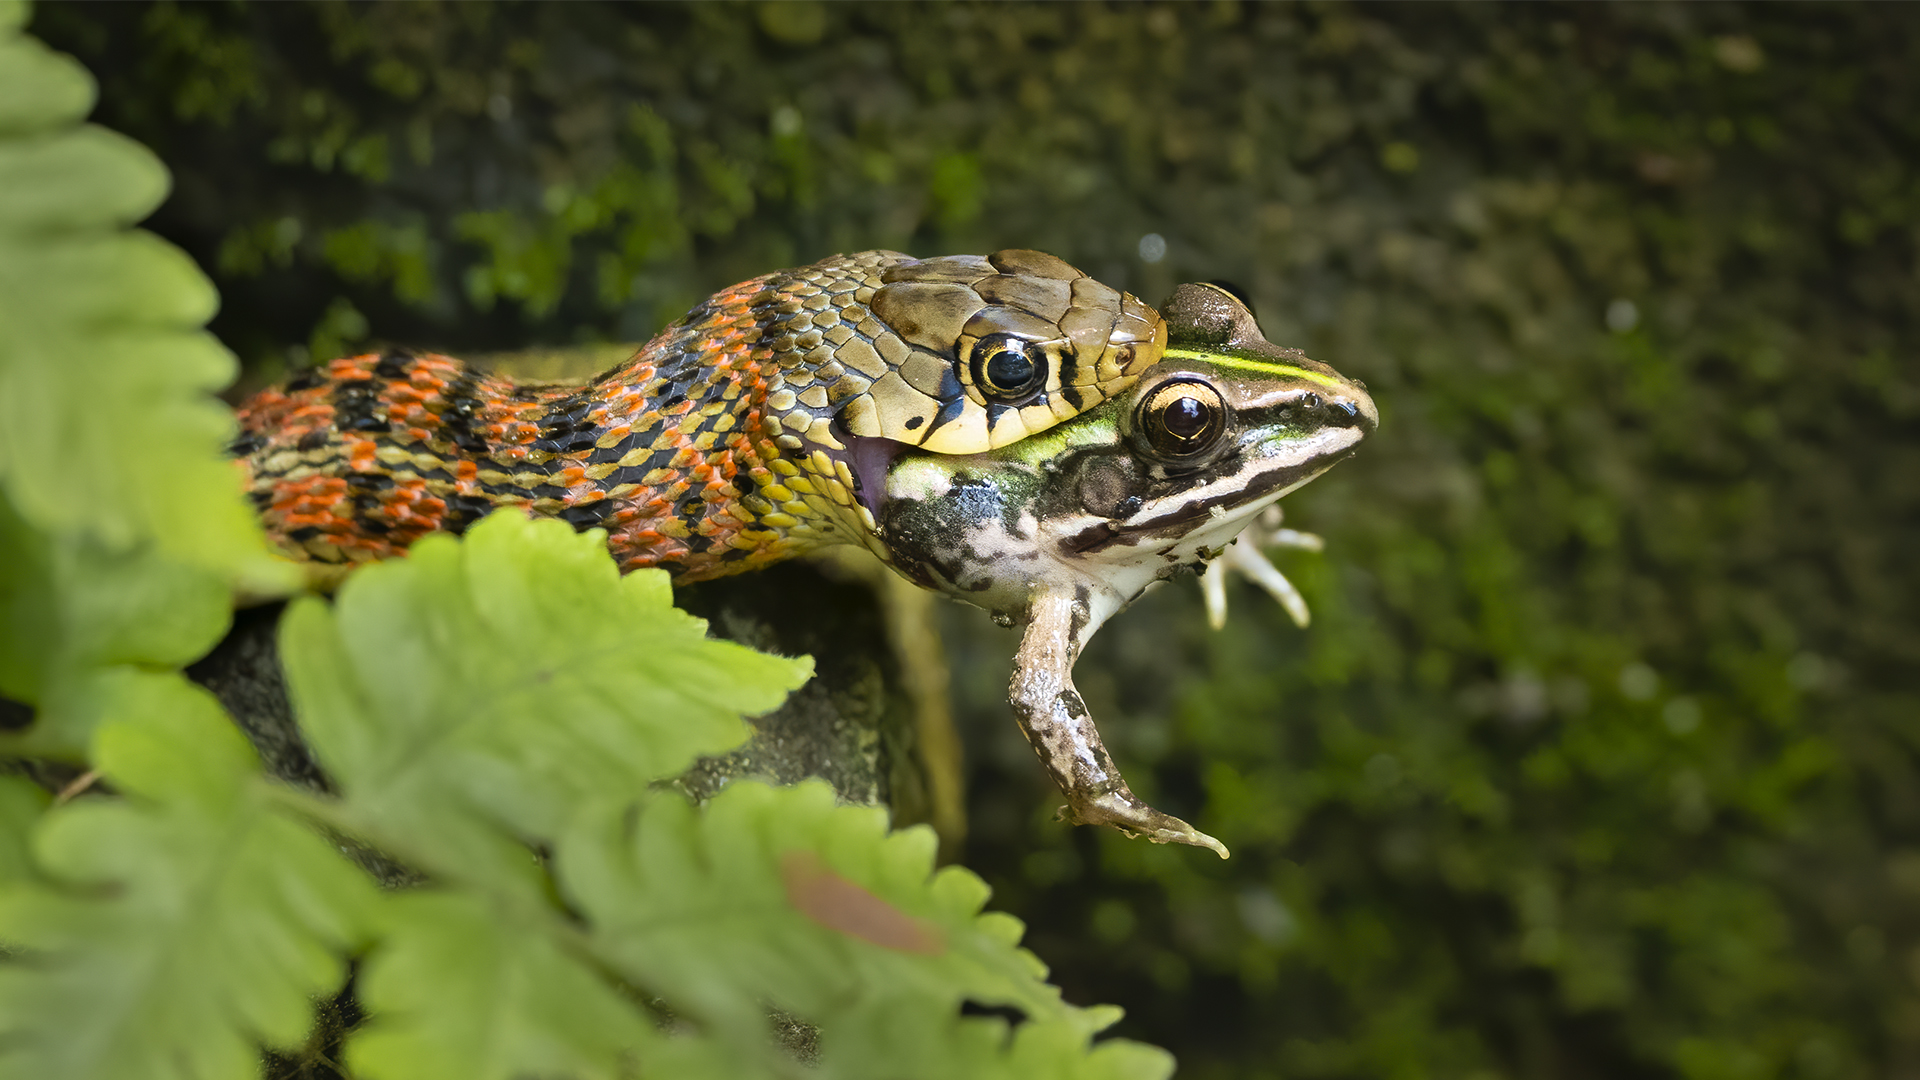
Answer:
[35,3,1919,1077]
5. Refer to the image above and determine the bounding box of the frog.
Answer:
[874,282,1377,857]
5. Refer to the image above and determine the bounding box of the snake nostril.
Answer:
[1330,400,1359,426]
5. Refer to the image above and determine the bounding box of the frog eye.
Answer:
[1139,379,1228,458]
[970,334,1048,403]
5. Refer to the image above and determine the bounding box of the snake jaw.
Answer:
[838,429,908,518]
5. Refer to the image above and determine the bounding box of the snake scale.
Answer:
[233,249,1164,582]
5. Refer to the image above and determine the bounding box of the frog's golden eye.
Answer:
[1139,379,1228,458]
[970,334,1049,403]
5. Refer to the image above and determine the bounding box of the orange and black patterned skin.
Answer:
[233,249,1167,584]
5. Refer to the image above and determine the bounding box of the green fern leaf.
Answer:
[0,2,277,579]
[0,775,47,885]
[0,2,291,753]
[0,3,91,136]
[0,496,230,754]
[560,781,1173,1079]
[279,511,813,884]
[822,1001,1175,1080]
[0,674,378,1080]
[347,891,685,1080]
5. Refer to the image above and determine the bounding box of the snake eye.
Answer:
[971,334,1047,402]
[1139,378,1228,458]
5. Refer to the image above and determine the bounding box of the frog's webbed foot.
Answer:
[1200,504,1322,631]
[1008,588,1229,858]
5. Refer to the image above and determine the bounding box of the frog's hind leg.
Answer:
[1008,587,1230,858]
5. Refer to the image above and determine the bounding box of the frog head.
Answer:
[875,281,1376,856]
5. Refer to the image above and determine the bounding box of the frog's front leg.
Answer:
[1009,587,1230,858]
[1200,504,1322,630]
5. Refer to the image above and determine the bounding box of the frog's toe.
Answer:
[1060,791,1230,859]
[1220,540,1312,628]
[1201,542,1312,630]
[1201,559,1232,630]
[1201,505,1321,630]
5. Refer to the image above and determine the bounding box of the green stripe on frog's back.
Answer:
[1161,347,1351,392]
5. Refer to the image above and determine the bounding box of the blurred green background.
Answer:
[34,3,1919,1077]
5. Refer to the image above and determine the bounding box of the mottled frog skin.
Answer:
[875,283,1377,856]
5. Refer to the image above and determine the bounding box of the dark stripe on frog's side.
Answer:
[1061,456,1339,555]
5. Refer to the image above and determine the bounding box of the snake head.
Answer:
[746,249,1166,538]
[840,249,1166,454]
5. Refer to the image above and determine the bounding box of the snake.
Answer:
[233,249,1166,582]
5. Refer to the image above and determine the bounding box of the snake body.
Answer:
[234,249,1165,582]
